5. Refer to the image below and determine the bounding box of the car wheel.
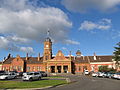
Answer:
[5,77,8,80]
[14,76,17,79]
[29,78,33,81]
[38,77,41,80]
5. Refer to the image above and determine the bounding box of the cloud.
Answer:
[0,0,81,53]
[62,0,120,13]
[79,18,111,31]
[19,47,34,53]
[111,30,120,39]
[62,47,67,50]
[0,36,34,53]
[65,39,80,45]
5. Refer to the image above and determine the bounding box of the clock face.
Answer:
[46,45,48,47]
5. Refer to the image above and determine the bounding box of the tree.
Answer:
[99,66,116,72]
[99,66,108,72]
[113,42,120,70]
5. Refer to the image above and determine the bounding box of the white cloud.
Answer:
[0,0,81,53]
[79,21,97,30]
[0,36,34,53]
[79,18,111,31]
[19,47,34,53]
[62,0,120,13]
[0,36,9,49]
[62,47,67,50]
[111,30,120,39]
[65,39,80,45]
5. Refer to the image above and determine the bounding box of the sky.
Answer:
[0,0,120,61]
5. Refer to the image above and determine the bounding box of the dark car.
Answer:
[37,71,47,77]
[0,71,6,75]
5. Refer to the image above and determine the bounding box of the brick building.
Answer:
[1,36,114,74]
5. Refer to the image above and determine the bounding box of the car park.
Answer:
[0,72,17,80]
[22,72,42,81]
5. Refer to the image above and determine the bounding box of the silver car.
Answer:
[22,72,42,81]
[0,72,16,80]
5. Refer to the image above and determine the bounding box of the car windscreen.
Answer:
[27,73,34,75]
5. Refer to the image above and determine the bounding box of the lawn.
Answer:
[0,79,67,89]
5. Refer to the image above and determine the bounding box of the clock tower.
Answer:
[43,31,52,61]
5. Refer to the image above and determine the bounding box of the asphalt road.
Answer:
[43,75,120,90]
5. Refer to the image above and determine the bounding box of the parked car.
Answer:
[0,71,6,75]
[22,72,42,81]
[116,73,120,80]
[17,72,24,77]
[112,72,120,79]
[106,72,115,78]
[0,72,17,80]
[37,71,47,77]
[98,72,107,78]
[92,72,99,77]
[84,70,89,75]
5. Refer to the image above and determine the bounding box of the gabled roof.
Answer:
[3,58,15,64]
[26,57,43,64]
[89,55,113,62]
[3,57,43,64]
[71,55,113,63]
[72,56,89,63]
[2,55,113,64]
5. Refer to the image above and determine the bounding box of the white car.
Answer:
[98,72,107,78]
[0,72,16,80]
[84,70,89,75]
[92,72,99,77]
[112,73,120,79]
[22,72,42,81]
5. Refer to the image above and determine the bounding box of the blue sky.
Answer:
[0,0,120,61]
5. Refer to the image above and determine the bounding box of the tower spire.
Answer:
[47,28,50,38]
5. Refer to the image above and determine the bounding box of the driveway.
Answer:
[43,75,120,90]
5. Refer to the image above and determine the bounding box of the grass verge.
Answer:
[0,79,67,89]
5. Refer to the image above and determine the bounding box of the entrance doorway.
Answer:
[63,66,68,73]
[51,66,55,73]
[57,66,61,73]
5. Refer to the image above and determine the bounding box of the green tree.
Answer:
[98,66,116,72]
[113,42,120,69]
[99,66,109,72]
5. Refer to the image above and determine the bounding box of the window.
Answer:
[33,66,36,71]
[45,56,48,60]
[27,67,30,72]
[83,66,87,70]
[37,66,41,71]
[79,66,81,71]
[18,66,22,71]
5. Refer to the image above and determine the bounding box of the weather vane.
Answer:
[47,28,50,37]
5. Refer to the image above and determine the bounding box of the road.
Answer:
[43,75,120,90]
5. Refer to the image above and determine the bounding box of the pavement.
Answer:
[43,75,120,90]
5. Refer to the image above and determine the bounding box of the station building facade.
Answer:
[1,37,114,74]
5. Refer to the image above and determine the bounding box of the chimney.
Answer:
[26,53,28,60]
[93,52,97,60]
[38,53,40,61]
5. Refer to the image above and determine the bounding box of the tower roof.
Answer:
[45,37,51,42]
[76,50,81,56]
